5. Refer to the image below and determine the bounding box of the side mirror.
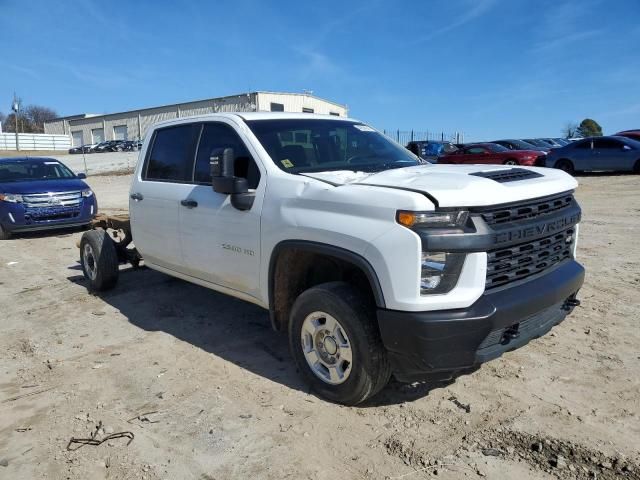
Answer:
[77,172,87,179]
[210,147,255,211]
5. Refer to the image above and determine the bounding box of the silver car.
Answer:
[545,136,640,174]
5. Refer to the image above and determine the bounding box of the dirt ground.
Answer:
[0,173,638,480]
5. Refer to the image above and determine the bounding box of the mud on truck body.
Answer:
[80,113,584,405]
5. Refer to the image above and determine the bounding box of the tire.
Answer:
[80,229,119,291]
[503,159,519,166]
[288,281,391,405]
[0,224,11,240]
[555,159,575,175]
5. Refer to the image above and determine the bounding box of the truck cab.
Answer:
[80,113,584,405]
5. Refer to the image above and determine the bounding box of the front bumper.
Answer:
[377,259,584,382]
[0,197,97,233]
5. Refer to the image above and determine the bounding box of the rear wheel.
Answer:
[80,230,119,291]
[289,281,391,405]
[504,159,519,165]
[555,159,575,175]
[0,224,11,240]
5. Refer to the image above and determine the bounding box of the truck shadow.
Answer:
[67,265,455,407]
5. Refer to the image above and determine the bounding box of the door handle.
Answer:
[180,199,198,208]
[130,192,144,201]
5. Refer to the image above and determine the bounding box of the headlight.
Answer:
[0,193,23,203]
[420,251,466,294]
[397,210,468,228]
[81,189,93,197]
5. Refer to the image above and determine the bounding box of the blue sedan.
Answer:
[544,136,640,174]
[0,157,97,239]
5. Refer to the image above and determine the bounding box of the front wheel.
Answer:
[289,281,391,405]
[80,230,119,291]
[504,159,519,165]
[555,159,575,175]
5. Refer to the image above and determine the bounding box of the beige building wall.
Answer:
[45,92,347,146]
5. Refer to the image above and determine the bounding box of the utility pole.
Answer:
[11,93,20,151]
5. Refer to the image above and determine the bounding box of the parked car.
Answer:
[539,138,565,147]
[94,140,126,153]
[543,136,640,174]
[491,139,549,153]
[439,143,545,166]
[68,143,97,154]
[0,157,97,239]
[615,130,640,142]
[523,138,558,149]
[552,138,571,146]
[121,140,142,151]
[77,112,583,405]
[406,140,458,162]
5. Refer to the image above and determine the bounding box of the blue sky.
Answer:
[1,0,638,140]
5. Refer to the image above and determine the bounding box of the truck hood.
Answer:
[302,164,578,207]
[0,178,89,195]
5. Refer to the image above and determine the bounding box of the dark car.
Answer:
[439,143,545,166]
[0,157,97,239]
[523,138,558,149]
[491,139,550,153]
[406,140,458,162]
[543,136,640,174]
[615,130,640,142]
[94,140,126,153]
[68,143,97,154]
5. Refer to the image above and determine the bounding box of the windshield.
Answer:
[0,160,76,182]
[510,140,537,149]
[245,119,421,173]
[485,143,509,153]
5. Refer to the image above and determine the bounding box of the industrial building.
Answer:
[44,91,348,147]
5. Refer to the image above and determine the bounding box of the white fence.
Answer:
[0,133,71,151]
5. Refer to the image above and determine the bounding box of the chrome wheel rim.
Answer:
[505,160,517,165]
[83,243,97,280]
[300,311,353,385]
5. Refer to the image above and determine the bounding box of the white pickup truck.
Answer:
[79,112,584,405]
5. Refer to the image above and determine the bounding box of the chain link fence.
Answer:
[382,129,465,146]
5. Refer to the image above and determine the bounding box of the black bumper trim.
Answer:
[377,259,585,382]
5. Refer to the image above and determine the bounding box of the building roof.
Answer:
[48,91,347,124]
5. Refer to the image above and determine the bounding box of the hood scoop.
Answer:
[469,168,543,183]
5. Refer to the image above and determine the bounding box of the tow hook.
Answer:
[562,297,581,311]
[501,324,520,344]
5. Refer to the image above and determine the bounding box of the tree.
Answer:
[24,105,58,133]
[562,121,579,139]
[0,102,58,134]
[577,118,603,137]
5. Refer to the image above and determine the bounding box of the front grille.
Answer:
[470,168,542,183]
[22,191,82,208]
[486,227,574,290]
[26,206,81,222]
[476,192,573,226]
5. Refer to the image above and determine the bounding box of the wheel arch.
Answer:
[268,240,386,331]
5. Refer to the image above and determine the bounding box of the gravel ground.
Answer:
[0,172,638,479]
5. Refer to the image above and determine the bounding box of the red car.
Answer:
[439,143,545,166]
[615,130,640,142]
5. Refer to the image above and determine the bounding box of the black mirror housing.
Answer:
[210,147,255,210]
[77,172,87,179]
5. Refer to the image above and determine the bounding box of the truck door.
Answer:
[178,121,264,299]
[129,124,200,272]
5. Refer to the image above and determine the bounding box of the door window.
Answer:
[592,138,622,149]
[144,124,200,182]
[194,123,261,189]
[465,147,486,154]
[573,140,592,150]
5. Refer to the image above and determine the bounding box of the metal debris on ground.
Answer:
[448,395,471,413]
[67,422,134,451]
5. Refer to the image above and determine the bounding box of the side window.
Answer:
[194,123,261,189]
[593,138,621,149]
[270,102,284,112]
[466,147,485,154]
[573,140,592,150]
[145,124,200,182]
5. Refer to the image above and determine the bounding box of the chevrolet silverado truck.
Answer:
[79,113,584,405]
